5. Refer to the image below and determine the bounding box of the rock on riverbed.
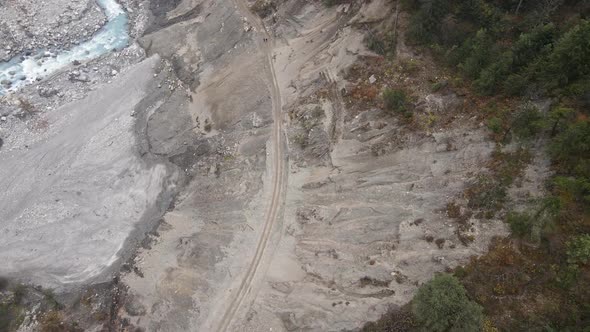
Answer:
[0,0,107,61]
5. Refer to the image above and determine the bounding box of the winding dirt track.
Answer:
[216,1,285,331]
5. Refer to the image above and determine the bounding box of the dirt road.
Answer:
[215,1,286,330]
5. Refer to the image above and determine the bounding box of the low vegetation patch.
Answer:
[383,88,411,117]
[365,0,590,330]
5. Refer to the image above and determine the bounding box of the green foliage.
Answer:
[487,117,503,134]
[457,29,496,79]
[474,51,512,95]
[567,234,590,265]
[366,31,397,57]
[507,196,563,242]
[507,211,534,238]
[549,120,590,178]
[503,73,529,95]
[536,20,590,95]
[406,0,589,99]
[396,2,590,330]
[511,23,556,69]
[407,0,450,44]
[0,285,25,332]
[476,23,556,95]
[554,263,581,289]
[511,103,544,139]
[383,88,410,116]
[553,176,590,206]
[431,80,447,92]
[412,274,483,332]
[547,106,576,136]
[361,306,416,332]
[456,0,505,32]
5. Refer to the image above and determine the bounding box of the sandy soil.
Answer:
[115,1,508,331]
[0,56,180,289]
[237,1,507,331]
[117,0,284,330]
[0,0,517,331]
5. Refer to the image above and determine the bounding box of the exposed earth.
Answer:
[0,0,527,331]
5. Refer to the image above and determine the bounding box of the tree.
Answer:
[412,274,483,332]
[511,23,556,69]
[407,0,449,44]
[537,20,590,93]
[511,103,544,139]
[458,29,496,80]
[547,106,575,137]
[515,0,524,14]
[475,51,513,95]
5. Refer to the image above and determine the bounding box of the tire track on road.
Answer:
[215,1,285,331]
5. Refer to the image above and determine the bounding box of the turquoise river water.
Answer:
[0,0,129,95]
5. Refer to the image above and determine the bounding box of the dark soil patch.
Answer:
[145,0,202,35]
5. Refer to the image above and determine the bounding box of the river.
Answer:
[0,0,129,95]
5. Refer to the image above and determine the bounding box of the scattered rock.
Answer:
[368,74,376,84]
[39,87,60,98]
[69,72,90,83]
[433,256,445,263]
[124,300,147,316]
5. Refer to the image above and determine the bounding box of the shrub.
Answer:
[40,311,64,332]
[567,234,590,265]
[362,305,416,332]
[507,212,534,238]
[554,263,580,289]
[487,117,503,134]
[553,176,590,206]
[466,174,506,213]
[399,58,421,74]
[366,32,397,57]
[383,88,409,116]
[431,80,447,92]
[413,274,483,332]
